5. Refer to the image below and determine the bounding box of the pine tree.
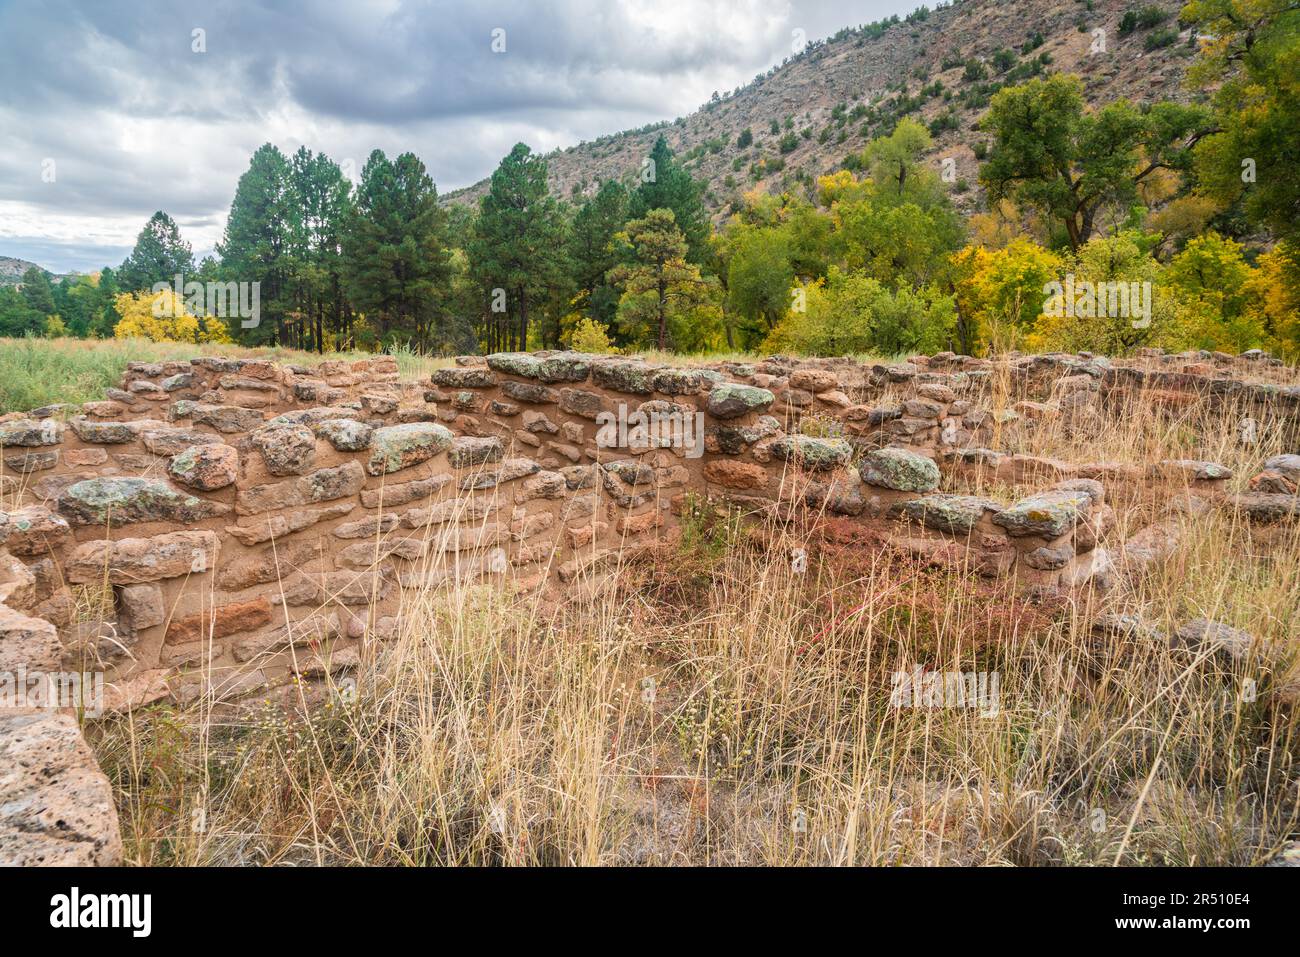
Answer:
[628,135,709,263]
[610,209,717,350]
[117,211,194,292]
[568,179,629,330]
[468,143,568,351]
[218,144,293,344]
[342,149,452,349]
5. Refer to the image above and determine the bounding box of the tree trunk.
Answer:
[519,289,529,351]
[657,276,667,350]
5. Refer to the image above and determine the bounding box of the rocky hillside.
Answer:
[0,256,49,285]
[446,0,1198,218]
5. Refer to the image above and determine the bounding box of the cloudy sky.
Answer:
[0,0,919,274]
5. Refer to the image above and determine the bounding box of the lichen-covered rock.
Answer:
[592,359,659,394]
[140,427,224,456]
[1262,453,1300,483]
[459,457,541,490]
[168,443,240,491]
[859,447,941,492]
[771,435,853,472]
[992,489,1093,538]
[0,418,63,448]
[367,422,454,476]
[2,505,72,557]
[267,406,361,427]
[309,418,371,452]
[58,477,230,526]
[501,380,560,404]
[3,450,58,473]
[431,367,498,389]
[705,383,775,419]
[604,460,656,486]
[251,423,317,475]
[1175,617,1257,662]
[1156,459,1233,481]
[650,367,725,395]
[893,494,998,533]
[1230,492,1300,523]
[1025,541,1076,570]
[449,435,504,468]
[487,352,592,383]
[160,371,195,391]
[237,461,366,514]
[68,416,146,444]
[192,404,266,433]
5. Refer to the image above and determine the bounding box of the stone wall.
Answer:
[1,345,1295,864]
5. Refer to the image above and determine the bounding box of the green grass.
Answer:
[0,337,454,414]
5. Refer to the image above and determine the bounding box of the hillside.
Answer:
[0,255,50,285]
[445,0,1199,218]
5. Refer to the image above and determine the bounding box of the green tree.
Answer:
[118,211,194,292]
[218,144,293,344]
[979,74,1212,249]
[726,226,794,344]
[610,209,718,350]
[567,179,629,329]
[343,149,453,349]
[1185,0,1300,251]
[469,143,568,351]
[628,135,710,263]
[288,147,354,351]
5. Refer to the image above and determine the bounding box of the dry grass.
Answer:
[85,514,1300,865]
[78,359,1300,866]
[0,337,453,414]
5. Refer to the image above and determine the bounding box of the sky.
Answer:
[0,0,922,275]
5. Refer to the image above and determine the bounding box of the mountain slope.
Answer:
[446,0,1198,218]
[0,256,51,285]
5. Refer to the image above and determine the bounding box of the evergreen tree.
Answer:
[288,147,352,352]
[628,135,709,263]
[117,211,194,292]
[468,143,568,351]
[610,208,717,350]
[568,179,629,329]
[218,144,293,344]
[343,149,453,349]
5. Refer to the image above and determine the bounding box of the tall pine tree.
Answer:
[118,211,195,292]
[468,143,568,351]
[628,135,709,264]
[342,149,452,349]
[218,144,293,344]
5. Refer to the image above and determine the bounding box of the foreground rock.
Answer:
[0,711,123,865]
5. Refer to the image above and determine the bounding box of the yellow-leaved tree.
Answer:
[113,290,232,344]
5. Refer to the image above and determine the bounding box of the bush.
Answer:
[568,316,618,354]
[1144,27,1179,51]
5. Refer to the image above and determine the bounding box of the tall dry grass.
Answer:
[81,360,1300,866]
[87,497,1300,865]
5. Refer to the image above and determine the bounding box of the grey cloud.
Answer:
[0,0,912,273]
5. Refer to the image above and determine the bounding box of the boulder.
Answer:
[859,448,941,492]
[367,423,454,476]
[58,477,230,526]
